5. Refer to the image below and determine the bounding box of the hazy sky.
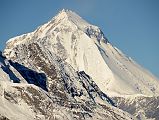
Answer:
[0,0,159,78]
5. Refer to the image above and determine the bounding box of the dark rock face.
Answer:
[112,96,159,120]
[85,26,108,44]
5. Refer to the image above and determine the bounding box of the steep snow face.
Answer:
[101,44,159,96]
[100,43,159,96]
[4,9,159,97]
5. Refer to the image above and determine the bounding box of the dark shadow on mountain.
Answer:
[0,52,20,83]
[9,60,48,91]
[1,64,21,83]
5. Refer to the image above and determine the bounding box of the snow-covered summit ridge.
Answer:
[6,9,108,46]
[49,9,108,43]
[52,9,90,27]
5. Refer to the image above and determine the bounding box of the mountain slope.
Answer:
[0,52,135,120]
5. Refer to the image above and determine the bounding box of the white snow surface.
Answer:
[4,9,159,98]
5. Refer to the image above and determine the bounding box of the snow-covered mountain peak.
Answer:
[4,9,159,97]
[2,9,159,120]
[52,9,90,28]
[50,9,107,40]
[5,9,108,51]
[53,9,70,21]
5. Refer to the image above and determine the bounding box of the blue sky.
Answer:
[0,0,159,78]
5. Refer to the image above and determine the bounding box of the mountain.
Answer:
[4,9,159,96]
[1,9,159,119]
